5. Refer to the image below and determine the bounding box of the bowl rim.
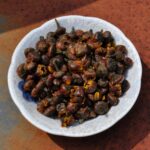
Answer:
[7,15,142,137]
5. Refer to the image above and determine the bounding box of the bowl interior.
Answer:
[8,15,142,137]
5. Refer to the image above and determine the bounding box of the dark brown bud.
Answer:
[122,80,130,94]
[96,62,108,78]
[23,80,35,92]
[31,88,39,97]
[24,62,37,72]
[26,75,34,81]
[43,106,56,116]
[76,107,90,120]
[109,83,122,97]
[62,75,72,85]
[94,101,109,115]
[75,30,84,37]
[82,31,92,41]
[55,19,66,36]
[73,86,84,97]
[41,55,50,65]
[56,103,66,117]
[68,60,83,72]
[36,37,49,54]
[17,63,27,79]
[56,41,66,50]
[84,80,97,94]
[110,74,124,85]
[50,96,62,106]
[124,57,133,68]
[107,93,119,106]
[67,102,79,113]
[106,58,117,72]
[36,64,47,77]
[72,73,83,85]
[84,69,96,80]
[115,45,127,54]
[60,84,71,96]
[26,51,41,62]
[74,43,89,57]
[24,48,35,57]
[116,62,125,74]
[37,98,50,113]
[62,115,75,127]
[103,31,114,44]
[36,80,45,91]
[46,74,54,87]
[94,31,104,43]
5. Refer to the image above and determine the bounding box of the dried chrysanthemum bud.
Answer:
[26,51,41,62]
[36,64,47,76]
[76,107,90,120]
[96,62,108,78]
[124,57,133,68]
[56,103,67,117]
[43,106,56,116]
[17,63,27,79]
[36,36,49,54]
[73,86,84,97]
[23,80,35,92]
[68,60,83,72]
[62,75,72,85]
[109,83,122,97]
[84,80,97,94]
[94,31,104,43]
[74,43,89,57]
[107,93,119,106]
[62,115,75,127]
[94,101,109,115]
[83,68,96,80]
[55,19,66,36]
[24,62,37,72]
[24,48,35,57]
[67,102,79,113]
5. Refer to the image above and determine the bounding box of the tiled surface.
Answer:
[0,0,150,150]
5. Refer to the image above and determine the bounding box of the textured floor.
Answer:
[0,0,150,150]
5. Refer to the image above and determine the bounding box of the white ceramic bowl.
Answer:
[8,15,142,137]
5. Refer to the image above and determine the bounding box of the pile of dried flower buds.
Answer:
[17,19,133,127]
